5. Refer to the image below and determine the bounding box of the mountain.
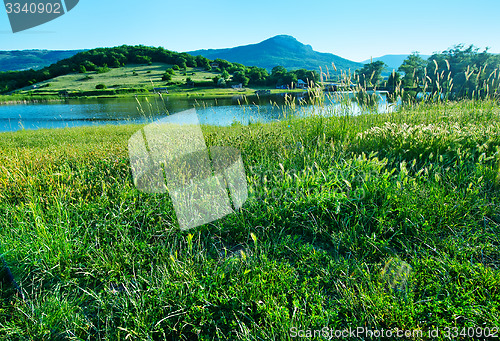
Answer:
[0,50,84,72]
[187,35,362,73]
[361,54,431,71]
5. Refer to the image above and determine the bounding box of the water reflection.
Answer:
[0,91,399,133]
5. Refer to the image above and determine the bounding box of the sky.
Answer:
[1,0,499,62]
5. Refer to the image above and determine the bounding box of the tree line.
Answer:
[355,44,500,100]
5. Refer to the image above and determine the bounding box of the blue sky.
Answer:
[1,0,499,62]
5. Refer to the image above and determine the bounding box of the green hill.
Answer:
[16,63,230,96]
[0,46,214,94]
[0,45,323,96]
[187,35,362,73]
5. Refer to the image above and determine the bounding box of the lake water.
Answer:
[0,91,398,133]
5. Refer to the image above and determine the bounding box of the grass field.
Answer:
[1,98,500,340]
[3,63,294,102]
[22,64,219,91]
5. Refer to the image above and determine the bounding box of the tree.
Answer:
[195,55,210,70]
[356,61,386,87]
[271,65,287,78]
[292,69,320,86]
[387,71,402,92]
[107,56,122,68]
[96,64,110,74]
[217,78,226,88]
[214,58,233,70]
[270,65,292,86]
[284,72,298,87]
[232,71,249,86]
[221,70,230,81]
[247,67,269,85]
[174,57,187,69]
[162,72,172,81]
[80,61,97,72]
[134,55,152,65]
[398,52,426,87]
[179,53,197,67]
[425,44,500,99]
[228,64,246,74]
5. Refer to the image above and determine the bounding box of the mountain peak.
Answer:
[259,35,314,54]
[265,35,299,43]
[262,35,304,47]
[187,35,362,72]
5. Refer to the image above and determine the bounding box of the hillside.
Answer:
[0,49,83,72]
[16,63,227,95]
[187,35,362,73]
[0,45,213,94]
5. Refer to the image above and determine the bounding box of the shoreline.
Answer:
[0,88,309,105]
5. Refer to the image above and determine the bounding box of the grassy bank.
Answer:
[1,99,500,339]
[0,87,306,105]
[0,94,63,105]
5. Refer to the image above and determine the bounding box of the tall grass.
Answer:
[1,71,500,339]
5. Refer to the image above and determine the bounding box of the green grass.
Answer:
[1,99,500,340]
[17,64,220,92]
[0,93,62,104]
[2,63,306,102]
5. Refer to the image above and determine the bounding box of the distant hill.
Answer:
[0,50,84,72]
[361,54,431,71]
[0,45,205,93]
[187,35,362,74]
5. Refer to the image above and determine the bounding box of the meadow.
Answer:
[0,94,500,339]
[29,64,216,91]
[5,63,270,101]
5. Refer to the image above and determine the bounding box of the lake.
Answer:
[0,91,398,133]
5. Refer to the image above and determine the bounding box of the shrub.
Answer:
[95,84,107,89]
[81,61,97,71]
[217,78,226,88]
[96,65,110,74]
